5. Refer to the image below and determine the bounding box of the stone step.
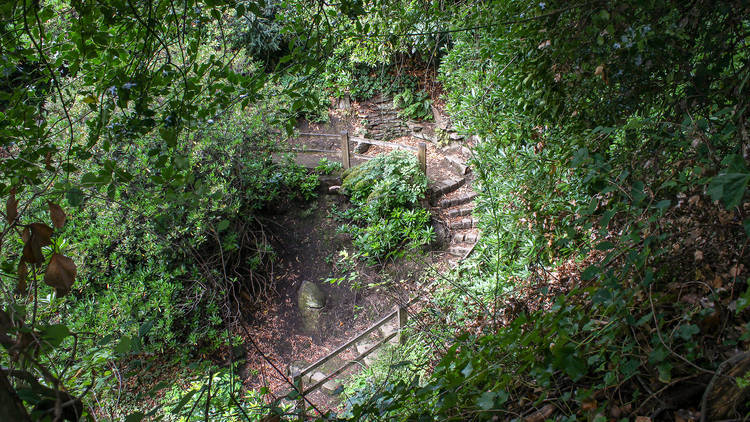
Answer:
[429,177,466,199]
[451,232,479,244]
[447,245,472,256]
[379,321,399,340]
[446,206,473,219]
[356,340,381,366]
[441,144,472,157]
[443,155,470,175]
[449,217,478,230]
[438,192,477,208]
[312,371,343,395]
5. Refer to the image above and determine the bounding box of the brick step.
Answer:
[438,192,477,208]
[442,155,470,176]
[447,245,473,256]
[429,177,466,199]
[451,232,478,244]
[449,217,478,230]
[445,206,473,218]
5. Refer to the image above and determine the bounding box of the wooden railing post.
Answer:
[341,130,351,169]
[417,142,427,174]
[397,305,408,345]
[290,366,305,421]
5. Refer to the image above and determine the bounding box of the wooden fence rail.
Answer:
[291,131,427,174]
[290,304,409,420]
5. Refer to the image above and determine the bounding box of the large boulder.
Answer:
[298,281,326,334]
[298,280,326,309]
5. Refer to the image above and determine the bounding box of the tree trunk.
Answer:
[702,351,750,421]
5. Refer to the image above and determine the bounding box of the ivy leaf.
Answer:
[674,324,699,340]
[476,391,496,410]
[476,390,508,410]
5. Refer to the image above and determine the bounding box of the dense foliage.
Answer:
[343,0,750,420]
[1,0,748,420]
[339,149,432,263]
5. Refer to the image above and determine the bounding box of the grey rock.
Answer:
[298,281,326,334]
[354,142,371,154]
[298,280,326,309]
[336,95,351,110]
[322,378,342,395]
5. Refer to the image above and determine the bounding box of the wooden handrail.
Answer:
[350,136,418,152]
[302,330,399,395]
[296,308,399,381]
[299,132,340,138]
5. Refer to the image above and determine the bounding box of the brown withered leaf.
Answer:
[16,260,28,295]
[29,223,53,246]
[6,192,17,224]
[22,241,42,264]
[45,151,54,171]
[44,254,76,296]
[582,398,598,411]
[21,223,55,264]
[21,227,30,243]
[48,201,66,228]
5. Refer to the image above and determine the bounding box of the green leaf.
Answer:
[66,187,84,207]
[115,336,132,355]
[654,199,671,211]
[631,181,646,203]
[461,361,473,378]
[708,172,750,208]
[41,324,71,348]
[596,241,614,251]
[217,220,230,232]
[657,362,672,383]
[139,320,155,338]
[476,391,495,410]
[172,389,198,413]
[582,265,600,281]
[675,324,699,341]
[125,412,145,422]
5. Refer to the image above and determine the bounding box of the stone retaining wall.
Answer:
[358,95,410,141]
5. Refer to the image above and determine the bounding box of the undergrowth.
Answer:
[337,150,433,263]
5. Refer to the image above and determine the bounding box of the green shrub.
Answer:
[339,150,432,262]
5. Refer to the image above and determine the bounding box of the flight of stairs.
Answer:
[428,144,478,264]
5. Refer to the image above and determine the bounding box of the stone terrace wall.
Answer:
[358,95,410,141]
